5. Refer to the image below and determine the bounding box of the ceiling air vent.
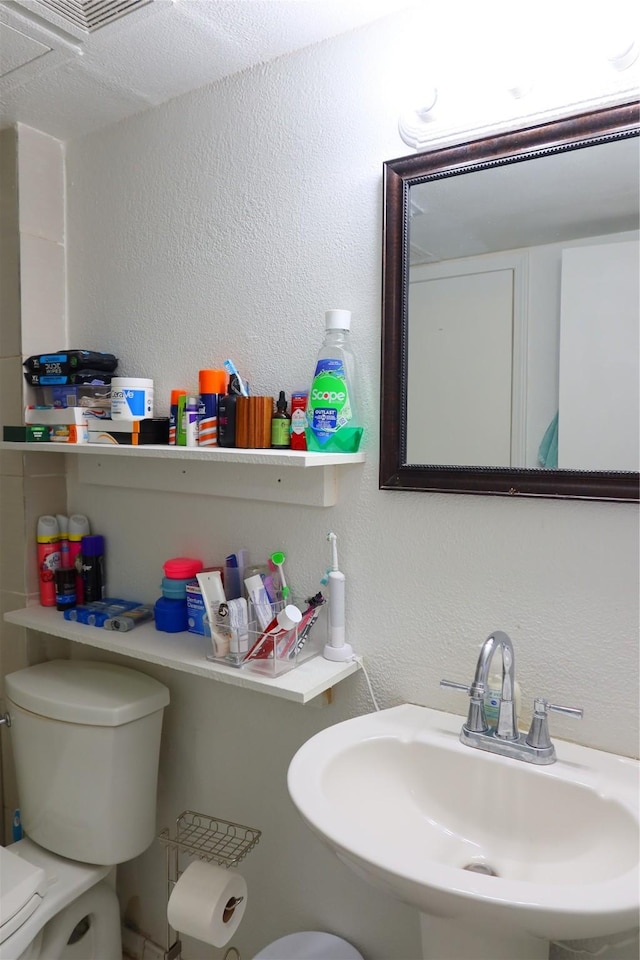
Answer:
[8,0,153,37]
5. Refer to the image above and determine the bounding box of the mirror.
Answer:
[380,101,640,501]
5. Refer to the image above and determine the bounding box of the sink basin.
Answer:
[288,705,639,959]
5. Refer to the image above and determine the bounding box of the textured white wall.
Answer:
[63,11,639,960]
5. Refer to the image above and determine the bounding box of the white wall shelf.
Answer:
[0,441,365,506]
[0,441,364,467]
[3,606,360,704]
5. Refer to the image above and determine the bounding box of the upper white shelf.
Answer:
[4,606,360,705]
[0,441,365,467]
[0,441,365,505]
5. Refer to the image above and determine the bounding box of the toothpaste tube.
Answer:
[103,604,154,631]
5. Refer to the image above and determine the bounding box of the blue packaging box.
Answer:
[186,580,211,637]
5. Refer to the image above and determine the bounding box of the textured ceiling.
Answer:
[0,0,416,140]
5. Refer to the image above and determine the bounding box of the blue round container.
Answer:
[160,576,193,600]
[154,597,188,633]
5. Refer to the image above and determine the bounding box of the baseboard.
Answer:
[121,924,165,960]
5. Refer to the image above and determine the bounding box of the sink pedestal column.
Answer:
[420,914,548,960]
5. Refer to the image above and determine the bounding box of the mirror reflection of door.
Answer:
[407,262,519,467]
[407,254,526,467]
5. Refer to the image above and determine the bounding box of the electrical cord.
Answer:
[352,654,381,712]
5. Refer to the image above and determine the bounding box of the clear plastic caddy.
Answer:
[207,594,326,678]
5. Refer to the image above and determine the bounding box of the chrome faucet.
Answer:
[441,631,583,765]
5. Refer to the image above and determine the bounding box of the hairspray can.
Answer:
[37,515,60,606]
[56,514,69,568]
[81,534,105,603]
[198,369,227,447]
[68,514,90,604]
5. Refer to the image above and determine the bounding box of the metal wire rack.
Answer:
[157,810,262,959]
[158,810,262,867]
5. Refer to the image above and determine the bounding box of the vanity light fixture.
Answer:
[397,25,639,150]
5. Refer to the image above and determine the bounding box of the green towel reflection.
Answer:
[538,411,558,469]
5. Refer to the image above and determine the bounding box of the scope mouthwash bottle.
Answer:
[306,309,363,453]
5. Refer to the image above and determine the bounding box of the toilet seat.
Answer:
[253,931,365,960]
[0,847,46,945]
[0,839,110,960]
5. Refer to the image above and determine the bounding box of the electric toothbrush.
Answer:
[324,532,353,662]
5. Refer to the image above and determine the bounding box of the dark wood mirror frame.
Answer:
[380,100,640,501]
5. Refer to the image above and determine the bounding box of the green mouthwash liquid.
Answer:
[306,310,363,454]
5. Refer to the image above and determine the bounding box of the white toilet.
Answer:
[0,659,170,960]
[254,931,364,959]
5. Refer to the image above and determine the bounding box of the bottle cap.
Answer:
[325,309,351,330]
[163,557,204,580]
[68,514,90,540]
[276,604,303,632]
[276,390,287,412]
[170,389,187,404]
[81,534,104,556]
[37,515,59,540]
[199,369,227,395]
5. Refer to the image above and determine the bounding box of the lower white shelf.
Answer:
[3,606,360,704]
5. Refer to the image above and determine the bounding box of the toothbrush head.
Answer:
[270,551,289,599]
[327,532,339,573]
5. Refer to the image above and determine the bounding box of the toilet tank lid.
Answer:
[5,660,170,726]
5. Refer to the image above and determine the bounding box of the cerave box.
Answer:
[88,417,169,445]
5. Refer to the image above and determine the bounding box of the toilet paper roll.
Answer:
[167,860,247,947]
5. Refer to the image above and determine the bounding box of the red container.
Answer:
[163,557,203,580]
[290,392,308,451]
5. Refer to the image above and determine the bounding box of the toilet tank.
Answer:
[5,659,170,866]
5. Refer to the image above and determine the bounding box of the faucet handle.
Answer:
[439,679,470,694]
[526,697,583,749]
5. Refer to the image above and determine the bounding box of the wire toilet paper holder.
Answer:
[158,809,262,960]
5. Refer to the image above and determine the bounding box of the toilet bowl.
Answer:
[254,931,365,960]
[0,840,120,960]
[0,660,170,960]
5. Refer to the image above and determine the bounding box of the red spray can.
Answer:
[37,516,60,606]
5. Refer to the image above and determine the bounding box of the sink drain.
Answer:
[463,862,499,877]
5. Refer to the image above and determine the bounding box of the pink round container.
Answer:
[163,557,203,580]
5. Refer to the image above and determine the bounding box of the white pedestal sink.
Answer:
[287,705,639,960]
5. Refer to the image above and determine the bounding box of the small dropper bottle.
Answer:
[271,391,291,449]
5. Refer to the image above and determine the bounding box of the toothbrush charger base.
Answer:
[323,642,354,662]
